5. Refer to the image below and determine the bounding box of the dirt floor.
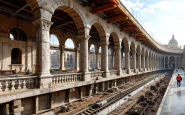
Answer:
[53,74,158,115]
[108,73,171,115]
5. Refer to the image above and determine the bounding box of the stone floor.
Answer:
[158,69,185,115]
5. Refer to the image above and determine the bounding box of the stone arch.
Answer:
[89,22,106,41]
[110,32,120,43]
[49,1,86,36]
[8,27,27,41]
[122,38,129,50]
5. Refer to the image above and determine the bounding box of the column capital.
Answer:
[59,44,65,50]
[32,18,53,31]
[114,46,122,50]
[100,41,109,46]
[77,35,91,41]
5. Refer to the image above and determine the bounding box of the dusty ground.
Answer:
[55,75,157,115]
[108,73,171,115]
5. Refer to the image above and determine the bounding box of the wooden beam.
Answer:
[107,15,128,23]
[121,26,135,31]
[129,33,143,37]
[91,3,117,14]
[11,4,29,17]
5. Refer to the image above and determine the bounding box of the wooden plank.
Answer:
[107,15,128,23]
[91,3,117,14]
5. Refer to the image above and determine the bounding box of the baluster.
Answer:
[61,76,63,83]
[0,81,2,91]
[75,75,77,81]
[64,76,66,83]
[58,76,61,84]
[73,75,75,81]
[17,80,21,90]
[70,76,72,82]
[4,81,9,91]
[55,77,58,84]
[53,77,56,84]
[11,80,16,90]
[23,80,26,89]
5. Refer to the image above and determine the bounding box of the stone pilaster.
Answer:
[175,56,177,69]
[13,100,24,115]
[88,84,94,96]
[59,45,65,71]
[33,18,53,88]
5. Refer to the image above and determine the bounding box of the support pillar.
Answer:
[95,49,99,70]
[33,18,53,88]
[164,56,165,69]
[79,34,91,81]
[175,56,177,69]
[132,50,136,72]
[168,56,170,69]
[125,49,130,74]
[59,45,65,71]
[142,54,145,71]
[13,100,24,115]
[101,34,110,77]
[75,47,80,71]
[88,84,93,96]
[115,44,122,75]
[138,52,141,71]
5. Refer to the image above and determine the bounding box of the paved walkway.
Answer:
[158,69,185,115]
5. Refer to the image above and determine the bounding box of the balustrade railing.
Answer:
[130,69,134,73]
[90,71,104,80]
[110,70,118,76]
[122,70,127,74]
[0,76,38,92]
[52,73,82,84]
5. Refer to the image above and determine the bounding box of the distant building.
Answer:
[163,34,181,49]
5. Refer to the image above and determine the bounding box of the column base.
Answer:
[38,76,53,88]
[104,71,110,78]
[82,72,91,81]
[117,69,122,76]
[127,69,130,74]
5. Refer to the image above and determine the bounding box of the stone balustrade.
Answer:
[52,73,82,84]
[90,71,104,80]
[130,69,135,73]
[110,70,118,76]
[122,70,127,74]
[0,76,38,92]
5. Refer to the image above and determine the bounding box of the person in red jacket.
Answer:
[176,74,182,87]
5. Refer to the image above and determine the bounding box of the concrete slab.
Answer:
[157,69,185,115]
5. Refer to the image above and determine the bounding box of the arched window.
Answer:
[90,44,95,53]
[50,34,59,45]
[65,38,75,49]
[11,48,22,64]
[9,28,27,41]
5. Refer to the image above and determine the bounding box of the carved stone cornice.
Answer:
[32,18,53,31]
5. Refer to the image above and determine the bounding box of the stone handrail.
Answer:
[0,76,38,92]
[122,70,127,74]
[52,73,82,84]
[90,71,104,79]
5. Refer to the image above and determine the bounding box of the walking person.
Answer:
[176,74,182,87]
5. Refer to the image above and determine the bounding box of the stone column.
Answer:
[125,48,130,74]
[79,34,91,81]
[13,100,24,115]
[142,54,145,70]
[138,52,141,71]
[146,56,149,71]
[33,18,53,88]
[132,50,136,72]
[95,49,99,70]
[115,45,122,75]
[59,45,65,71]
[112,53,115,69]
[88,84,94,96]
[164,56,165,68]
[168,56,170,69]
[101,35,110,77]
[179,57,181,68]
[75,47,80,71]
[175,56,177,69]
[121,49,124,69]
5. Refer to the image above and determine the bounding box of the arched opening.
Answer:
[11,48,22,64]
[64,38,75,70]
[50,34,60,69]
[9,28,27,41]
[88,22,106,71]
[121,38,129,70]
[89,44,96,69]
[50,5,85,72]
[169,56,175,68]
